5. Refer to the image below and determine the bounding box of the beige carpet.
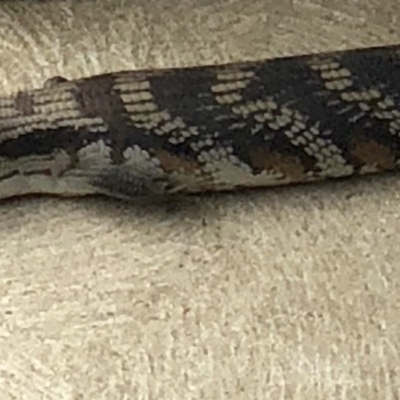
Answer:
[0,0,399,398]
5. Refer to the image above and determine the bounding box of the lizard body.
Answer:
[1,44,400,200]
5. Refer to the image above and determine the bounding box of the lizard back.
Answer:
[0,44,400,199]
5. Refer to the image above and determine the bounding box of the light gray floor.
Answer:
[0,0,399,398]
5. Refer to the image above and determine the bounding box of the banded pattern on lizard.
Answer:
[0,44,400,200]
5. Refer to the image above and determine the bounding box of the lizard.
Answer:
[1,43,400,201]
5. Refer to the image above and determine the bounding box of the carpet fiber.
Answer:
[0,0,399,398]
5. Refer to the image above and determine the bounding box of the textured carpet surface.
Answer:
[0,0,399,398]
